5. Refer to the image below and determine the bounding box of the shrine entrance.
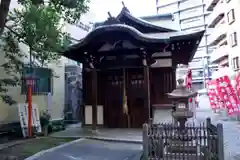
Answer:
[104,68,147,128]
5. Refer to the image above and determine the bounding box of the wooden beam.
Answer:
[95,48,167,57]
[91,68,97,131]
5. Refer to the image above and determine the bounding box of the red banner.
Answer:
[206,80,221,110]
[185,69,197,106]
[216,76,240,115]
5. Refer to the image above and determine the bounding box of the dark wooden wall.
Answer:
[82,67,176,128]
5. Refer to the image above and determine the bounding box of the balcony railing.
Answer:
[207,2,224,28]
[210,45,228,64]
[206,0,220,11]
[218,58,229,66]
[189,60,204,69]
[208,24,227,46]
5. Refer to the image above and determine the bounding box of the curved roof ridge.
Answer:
[117,9,177,32]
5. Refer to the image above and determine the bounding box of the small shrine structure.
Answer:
[63,4,204,129]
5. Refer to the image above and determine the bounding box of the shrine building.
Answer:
[62,6,204,129]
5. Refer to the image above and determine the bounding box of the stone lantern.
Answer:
[167,78,197,130]
[165,79,201,159]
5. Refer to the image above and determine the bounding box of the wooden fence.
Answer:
[142,117,224,160]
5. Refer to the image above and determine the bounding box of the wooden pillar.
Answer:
[143,60,151,120]
[91,68,97,131]
[172,66,177,90]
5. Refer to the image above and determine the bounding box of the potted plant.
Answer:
[40,110,51,136]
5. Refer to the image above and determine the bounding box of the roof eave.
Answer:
[62,24,171,57]
[169,30,205,64]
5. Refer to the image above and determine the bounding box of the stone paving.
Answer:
[51,109,173,142]
[28,139,142,160]
[195,97,240,160]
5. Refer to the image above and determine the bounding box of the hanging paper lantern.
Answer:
[189,98,193,103]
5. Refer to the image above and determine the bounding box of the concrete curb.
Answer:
[25,138,86,160]
[85,136,142,144]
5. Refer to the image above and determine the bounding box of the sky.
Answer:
[8,0,158,24]
[87,0,157,22]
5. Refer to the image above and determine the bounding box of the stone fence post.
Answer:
[142,123,149,160]
[206,117,211,127]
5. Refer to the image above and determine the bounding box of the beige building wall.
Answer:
[0,0,93,125]
[0,61,66,124]
[0,47,66,124]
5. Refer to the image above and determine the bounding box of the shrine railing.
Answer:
[142,118,224,160]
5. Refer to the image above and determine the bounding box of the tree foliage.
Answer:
[0,0,11,35]
[0,0,89,105]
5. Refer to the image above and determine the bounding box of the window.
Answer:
[232,57,239,70]
[21,67,53,95]
[227,9,235,24]
[70,72,76,75]
[230,32,237,47]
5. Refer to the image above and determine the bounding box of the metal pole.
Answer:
[202,0,208,89]
[27,48,33,137]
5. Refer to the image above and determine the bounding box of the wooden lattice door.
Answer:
[126,68,148,128]
[104,69,124,128]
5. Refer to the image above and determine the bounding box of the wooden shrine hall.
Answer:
[63,4,204,129]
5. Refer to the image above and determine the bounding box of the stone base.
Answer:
[90,129,100,134]
[166,140,198,154]
[172,111,193,119]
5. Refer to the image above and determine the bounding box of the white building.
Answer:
[207,0,240,76]
[156,0,218,90]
